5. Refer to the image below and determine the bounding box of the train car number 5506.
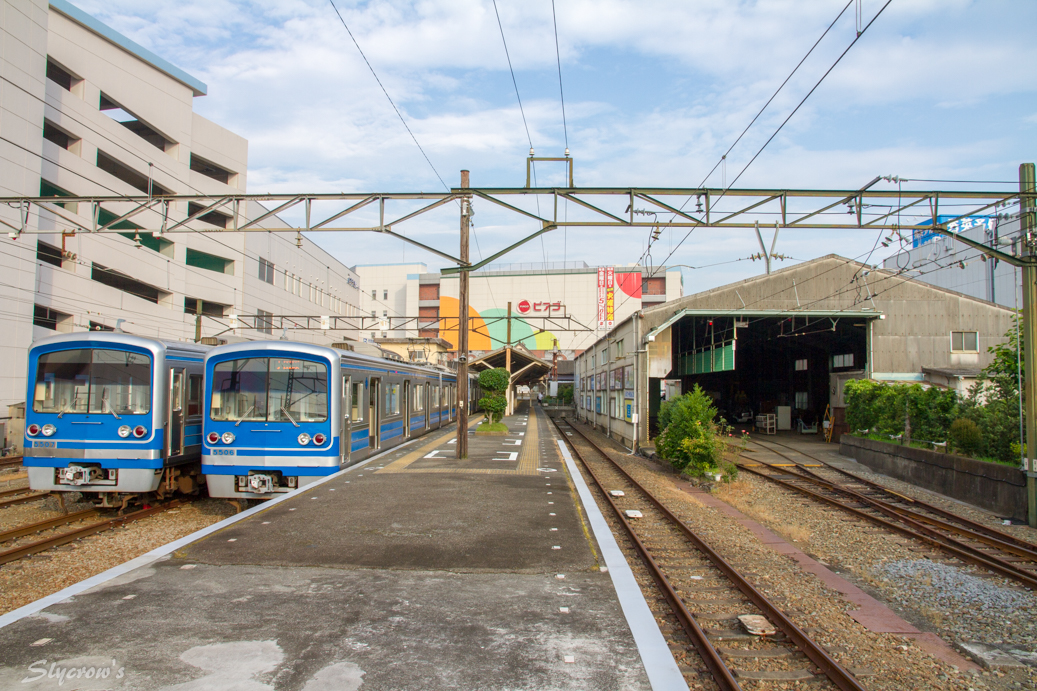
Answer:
[211,448,236,456]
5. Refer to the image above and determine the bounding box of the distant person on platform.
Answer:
[538,392,543,405]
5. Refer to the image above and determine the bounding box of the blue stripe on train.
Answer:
[22,457,165,469]
[201,464,340,476]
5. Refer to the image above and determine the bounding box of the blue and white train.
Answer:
[202,341,470,499]
[24,333,209,507]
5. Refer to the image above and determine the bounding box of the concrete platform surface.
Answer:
[0,406,672,690]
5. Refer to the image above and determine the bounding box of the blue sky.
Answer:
[73,0,1037,291]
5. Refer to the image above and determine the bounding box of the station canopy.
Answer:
[469,344,553,386]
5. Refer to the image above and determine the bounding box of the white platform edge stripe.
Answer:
[0,434,429,630]
[556,438,689,691]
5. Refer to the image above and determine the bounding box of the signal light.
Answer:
[297,433,311,446]
[27,424,39,436]
[133,426,147,438]
[207,432,219,444]
[313,433,326,446]
[118,425,132,438]
[221,432,235,444]
[42,424,56,437]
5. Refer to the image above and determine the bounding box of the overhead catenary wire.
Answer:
[327,0,449,194]
[650,0,894,276]
[550,0,569,152]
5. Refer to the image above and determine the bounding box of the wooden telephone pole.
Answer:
[456,170,470,459]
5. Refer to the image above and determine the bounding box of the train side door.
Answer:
[341,375,351,463]
[424,383,431,429]
[369,378,380,449]
[402,381,411,438]
[168,369,184,457]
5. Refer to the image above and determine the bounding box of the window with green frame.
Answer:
[185,248,233,275]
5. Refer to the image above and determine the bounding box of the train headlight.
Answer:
[297,433,311,446]
[207,432,220,444]
[118,425,132,438]
[221,431,235,444]
[133,426,147,438]
[313,433,326,446]
[27,424,40,436]
[41,424,56,437]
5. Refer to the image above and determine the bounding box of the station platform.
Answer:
[0,405,683,690]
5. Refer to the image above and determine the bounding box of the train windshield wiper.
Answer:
[280,406,299,428]
[57,393,80,418]
[234,404,255,427]
[101,391,121,420]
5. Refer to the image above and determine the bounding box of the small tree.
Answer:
[478,368,510,424]
[656,385,726,475]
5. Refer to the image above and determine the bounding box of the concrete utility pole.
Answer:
[505,301,513,415]
[1021,163,1037,526]
[456,170,471,459]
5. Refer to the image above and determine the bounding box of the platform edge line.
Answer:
[0,430,438,630]
[556,438,689,691]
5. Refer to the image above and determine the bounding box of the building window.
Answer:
[33,305,72,331]
[91,263,163,303]
[794,358,808,371]
[832,353,854,369]
[383,289,388,300]
[382,311,387,317]
[259,257,275,284]
[257,309,273,335]
[46,58,75,91]
[36,241,63,268]
[99,93,174,152]
[190,154,234,185]
[795,391,809,409]
[371,289,376,299]
[951,331,979,353]
[43,120,80,152]
[184,298,227,317]
[188,202,231,229]
[370,332,376,340]
[96,150,171,195]
[381,332,387,338]
[615,340,624,357]
[186,248,233,274]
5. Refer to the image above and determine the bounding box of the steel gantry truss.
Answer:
[1,181,1024,272]
[220,313,592,338]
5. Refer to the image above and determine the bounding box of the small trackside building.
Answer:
[574,254,1015,450]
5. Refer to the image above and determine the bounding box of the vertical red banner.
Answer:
[597,267,607,329]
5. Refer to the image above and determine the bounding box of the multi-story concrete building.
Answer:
[0,0,361,410]
[352,261,683,359]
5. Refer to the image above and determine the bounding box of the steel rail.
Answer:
[552,417,741,690]
[556,417,867,691]
[0,508,98,544]
[0,500,184,566]
[0,491,50,508]
[0,456,23,470]
[752,438,1037,553]
[0,487,33,500]
[737,461,1037,589]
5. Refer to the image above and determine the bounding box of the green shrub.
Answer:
[478,368,510,423]
[656,385,729,475]
[948,418,982,456]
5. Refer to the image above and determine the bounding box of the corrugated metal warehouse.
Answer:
[574,254,1015,450]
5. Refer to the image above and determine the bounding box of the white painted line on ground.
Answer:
[0,429,434,630]
[556,438,688,691]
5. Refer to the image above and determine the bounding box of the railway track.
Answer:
[0,487,50,508]
[739,438,1037,590]
[0,500,184,566]
[552,416,867,691]
[0,455,23,472]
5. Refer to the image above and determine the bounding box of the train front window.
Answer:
[33,349,151,415]
[210,357,328,423]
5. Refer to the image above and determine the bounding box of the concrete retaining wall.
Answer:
[839,435,1027,522]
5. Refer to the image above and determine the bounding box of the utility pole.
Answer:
[506,301,512,415]
[1021,163,1037,526]
[194,298,203,342]
[456,170,470,459]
